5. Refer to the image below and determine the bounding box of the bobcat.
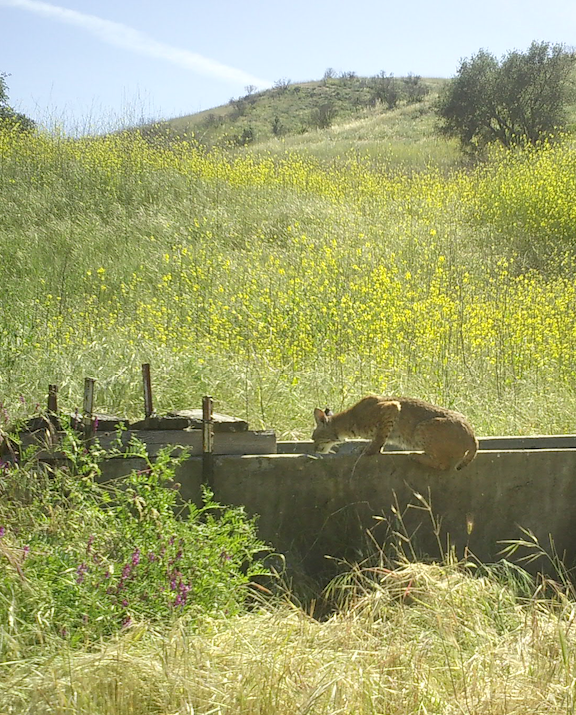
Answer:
[312,395,478,470]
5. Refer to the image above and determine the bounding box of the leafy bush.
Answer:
[0,432,269,654]
[0,73,35,134]
[436,42,576,151]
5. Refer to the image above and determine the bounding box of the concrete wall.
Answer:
[102,447,576,579]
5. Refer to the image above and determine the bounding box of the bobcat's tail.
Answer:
[456,433,479,470]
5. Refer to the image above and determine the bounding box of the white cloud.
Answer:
[1,0,272,88]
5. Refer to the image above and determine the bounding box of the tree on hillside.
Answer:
[0,73,35,132]
[436,42,576,151]
[370,71,400,109]
[402,73,429,104]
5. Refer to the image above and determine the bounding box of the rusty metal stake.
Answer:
[202,395,214,486]
[142,363,154,420]
[83,377,97,442]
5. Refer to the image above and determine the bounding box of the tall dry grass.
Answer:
[2,559,575,714]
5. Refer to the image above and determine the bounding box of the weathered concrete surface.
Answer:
[102,449,576,578]
[277,435,576,453]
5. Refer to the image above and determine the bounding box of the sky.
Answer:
[1,0,575,133]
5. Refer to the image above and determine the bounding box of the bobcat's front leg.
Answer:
[364,435,386,456]
[363,402,401,456]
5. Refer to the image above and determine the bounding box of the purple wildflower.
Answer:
[131,548,140,566]
[175,549,183,561]
[121,616,132,629]
[147,551,156,562]
[219,550,232,562]
[121,563,132,579]
[86,535,95,553]
[121,598,129,608]
[0,526,5,538]
[76,562,88,584]
[22,545,30,560]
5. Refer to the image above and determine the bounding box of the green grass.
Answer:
[0,433,269,655]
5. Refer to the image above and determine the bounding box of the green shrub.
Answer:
[0,432,269,654]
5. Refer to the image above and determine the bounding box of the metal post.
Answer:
[142,363,154,420]
[83,377,96,442]
[202,395,214,486]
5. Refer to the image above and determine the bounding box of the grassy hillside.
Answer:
[2,126,576,436]
[144,75,449,156]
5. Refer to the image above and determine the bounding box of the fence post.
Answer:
[46,383,59,447]
[83,377,96,443]
[47,384,58,415]
[202,395,214,486]
[142,363,154,421]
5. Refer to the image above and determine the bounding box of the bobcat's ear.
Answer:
[314,407,328,426]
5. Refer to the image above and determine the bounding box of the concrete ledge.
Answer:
[277,435,576,454]
[101,449,576,578]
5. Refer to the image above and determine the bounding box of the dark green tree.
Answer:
[0,73,35,132]
[436,42,576,151]
[370,71,400,109]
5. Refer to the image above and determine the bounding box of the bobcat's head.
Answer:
[312,407,338,453]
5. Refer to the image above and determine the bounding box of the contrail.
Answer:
[1,0,272,88]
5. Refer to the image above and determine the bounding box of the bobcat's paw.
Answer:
[363,446,381,457]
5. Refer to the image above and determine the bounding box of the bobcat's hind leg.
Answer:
[412,418,464,471]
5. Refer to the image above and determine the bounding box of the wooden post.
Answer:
[46,383,59,446]
[142,363,154,420]
[202,395,214,486]
[83,377,96,442]
[47,384,58,414]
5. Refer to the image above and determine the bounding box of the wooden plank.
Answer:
[100,429,276,456]
[18,429,276,458]
[131,411,248,432]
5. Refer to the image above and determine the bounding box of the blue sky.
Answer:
[1,0,575,132]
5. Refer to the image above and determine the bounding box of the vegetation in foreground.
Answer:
[2,537,576,712]
[0,433,268,653]
[0,436,573,714]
